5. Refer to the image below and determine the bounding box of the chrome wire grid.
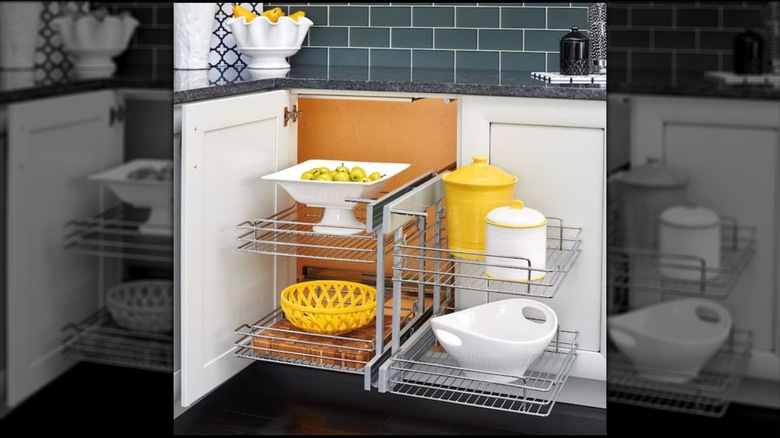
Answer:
[64,204,173,263]
[394,217,582,299]
[62,309,173,372]
[385,322,578,416]
[608,221,756,299]
[607,329,753,417]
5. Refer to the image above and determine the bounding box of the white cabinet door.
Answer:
[460,95,607,392]
[6,90,123,407]
[180,90,295,407]
[629,95,780,384]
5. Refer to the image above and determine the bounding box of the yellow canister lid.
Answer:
[442,155,518,187]
[486,200,548,228]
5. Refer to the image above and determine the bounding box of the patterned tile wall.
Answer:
[208,3,592,82]
[35,2,90,84]
[607,1,768,85]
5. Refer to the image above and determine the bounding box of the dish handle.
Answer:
[521,301,558,334]
[432,328,463,349]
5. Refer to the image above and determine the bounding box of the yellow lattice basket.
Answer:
[280,280,377,335]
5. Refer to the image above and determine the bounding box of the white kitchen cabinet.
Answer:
[175,89,607,414]
[622,94,780,408]
[5,90,124,407]
[459,95,607,405]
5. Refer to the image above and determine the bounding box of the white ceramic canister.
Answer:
[659,203,721,281]
[485,200,547,281]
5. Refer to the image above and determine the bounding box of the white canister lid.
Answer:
[485,200,547,228]
[660,203,720,229]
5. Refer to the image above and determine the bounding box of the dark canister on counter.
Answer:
[559,26,590,76]
[733,26,764,74]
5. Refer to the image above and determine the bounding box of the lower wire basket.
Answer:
[62,309,173,372]
[383,322,578,417]
[607,328,753,417]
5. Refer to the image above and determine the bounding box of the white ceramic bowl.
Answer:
[262,159,410,235]
[51,14,138,79]
[89,159,173,235]
[227,15,313,69]
[430,298,558,383]
[234,47,301,70]
[609,298,732,383]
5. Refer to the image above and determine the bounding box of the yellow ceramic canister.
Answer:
[442,155,517,259]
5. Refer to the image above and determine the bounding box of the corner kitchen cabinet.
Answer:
[4,90,123,407]
[613,94,780,411]
[174,89,607,415]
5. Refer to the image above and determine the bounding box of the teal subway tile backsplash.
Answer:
[501,7,546,29]
[351,27,391,48]
[457,51,499,71]
[413,50,454,70]
[524,30,566,52]
[503,52,546,72]
[392,28,434,49]
[309,27,349,47]
[413,6,455,27]
[435,29,477,50]
[455,7,500,28]
[330,48,369,67]
[302,6,328,26]
[479,30,524,51]
[370,49,411,68]
[212,3,592,80]
[370,7,411,27]
[329,6,369,26]
[295,47,328,66]
[546,7,588,30]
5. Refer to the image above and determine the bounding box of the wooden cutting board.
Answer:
[252,317,392,369]
[251,296,435,369]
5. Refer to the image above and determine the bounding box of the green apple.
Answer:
[318,166,331,175]
[335,163,349,174]
[360,177,371,183]
[301,171,315,180]
[350,166,366,181]
[316,173,333,181]
[333,172,350,182]
[368,171,382,181]
[310,168,322,177]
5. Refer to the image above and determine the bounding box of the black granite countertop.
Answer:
[610,72,780,101]
[173,65,606,105]
[0,70,171,105]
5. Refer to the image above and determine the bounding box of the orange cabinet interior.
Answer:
[295,96,457,278]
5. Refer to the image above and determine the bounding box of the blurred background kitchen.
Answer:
[606,0,780,433]
[0,1,172,433]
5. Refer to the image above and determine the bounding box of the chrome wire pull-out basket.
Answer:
[64,204,173,263]
[62,309,173,372]
[607,329,753,417]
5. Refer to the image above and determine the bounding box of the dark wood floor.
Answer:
[174,362,607,435]
[0,362,170,435]
[607,401,780,435]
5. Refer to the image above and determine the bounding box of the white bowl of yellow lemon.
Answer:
[262,159,410,235]
[226,6,313,70]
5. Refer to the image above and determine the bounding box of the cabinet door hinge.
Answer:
[284,105,303,126]
[109,104,126,126]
